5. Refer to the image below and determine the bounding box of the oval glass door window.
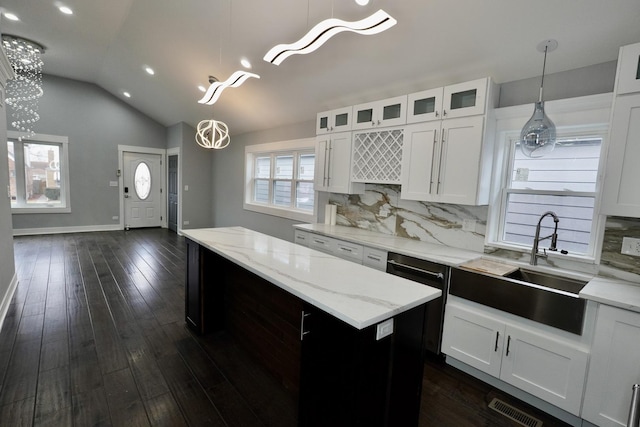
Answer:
[134,162,152,200]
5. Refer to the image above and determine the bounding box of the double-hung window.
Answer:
[245,138,316,221]
[499,134,603,256]
[7,132,71,213]
[489,95,611,260]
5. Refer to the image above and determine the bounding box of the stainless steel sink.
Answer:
[449,267,588,335]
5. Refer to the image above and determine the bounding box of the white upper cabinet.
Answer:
[401,116,491,205]
[315,132,365,194]
[401,78,496,205]
[316,106,353,134]
[407,87,444,123]
[407,78,489,124]
[352,95,407,130]
[601,42,640,217]
[616,42,640,95]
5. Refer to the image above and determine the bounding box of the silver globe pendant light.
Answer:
[520,39,558,158]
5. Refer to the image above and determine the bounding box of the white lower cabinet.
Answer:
[362,246,388,271]
[294,229,310,246]
[294,229,388,270]
[582,304,640,427]
[442,302,588,416]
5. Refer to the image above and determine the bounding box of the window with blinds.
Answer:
[244,139,316,222]
[500,136,603,255]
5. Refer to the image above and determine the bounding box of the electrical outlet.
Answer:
[621,237,640,257]
[112,216,118,220]
[183,220,190,225]
[376,318,394,340]
[462,219,476,232]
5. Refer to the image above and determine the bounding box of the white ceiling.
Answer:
[1,0,639,135]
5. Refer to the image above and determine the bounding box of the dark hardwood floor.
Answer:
[0,229,571,426]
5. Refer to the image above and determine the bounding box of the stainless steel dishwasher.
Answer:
[386,252,449,356]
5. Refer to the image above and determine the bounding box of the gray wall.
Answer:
[12,75,167,230]
[211,119,316,242]
[168,122,214,230]
[499,61,617,107]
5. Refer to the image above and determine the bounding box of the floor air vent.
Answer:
[488,398,543,427]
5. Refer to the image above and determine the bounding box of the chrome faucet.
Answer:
[530,211,559,266]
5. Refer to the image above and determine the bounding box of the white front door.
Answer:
[123,152,162,229]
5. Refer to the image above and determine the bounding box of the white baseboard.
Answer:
[0,273,18,333]
[13,224,122,236]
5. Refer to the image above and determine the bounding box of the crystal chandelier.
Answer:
[2,35,45,140]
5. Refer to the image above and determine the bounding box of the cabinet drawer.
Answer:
[308,234,334,254]
[362,247,387,271]
[334,240,363,263]
[294,230,310,246]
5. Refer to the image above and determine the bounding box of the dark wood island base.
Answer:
[185,238,430,427]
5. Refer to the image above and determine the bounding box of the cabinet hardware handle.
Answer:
[377,120,381,125]
[339,247,353,252]
[437,131,446,194]
[494,331,500,352]
[367,255,380,261]
[435,111,439,117]
[506,335,511,356]
[300,311,311,341]
[386,260,444,280]
[429,133,437,194]
[326,142,332,186]
[443,109,447,117]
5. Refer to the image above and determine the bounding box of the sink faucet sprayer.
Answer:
[530,211,567,265]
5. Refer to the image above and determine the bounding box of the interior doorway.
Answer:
[168,154,178,232]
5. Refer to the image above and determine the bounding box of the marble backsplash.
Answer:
[328,184,640,281]
[328,185,488,253]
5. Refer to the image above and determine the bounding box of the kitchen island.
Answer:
[182,227,441,427]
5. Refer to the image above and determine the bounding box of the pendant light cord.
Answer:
[539,45,548,102]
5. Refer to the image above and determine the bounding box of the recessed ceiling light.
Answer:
[355,0,370,5]
[3,12,20,21]
[240,58,252,69]
[144,66,155,75]
[58,6,73,15]
[197,85,206,92]
[123,91,131,98]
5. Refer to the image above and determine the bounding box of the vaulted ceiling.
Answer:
[2,0,639,135]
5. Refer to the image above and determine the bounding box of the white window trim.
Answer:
[486,93,612,263]
[244,138,317,222]
[8,131,71,214]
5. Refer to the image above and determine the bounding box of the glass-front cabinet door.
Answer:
[316,106,353,134]
[442,78,488,119]
[616,42,640,95]
[352,95,407,130]
[407,87,444,123]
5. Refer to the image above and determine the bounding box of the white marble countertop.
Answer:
[294,223,482,267]
[182,227,441,330]
[297,224,640,313]
[580,277,640,314]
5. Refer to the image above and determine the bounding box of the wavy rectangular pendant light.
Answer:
[263,9,397,66]
[198,70,260,105]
